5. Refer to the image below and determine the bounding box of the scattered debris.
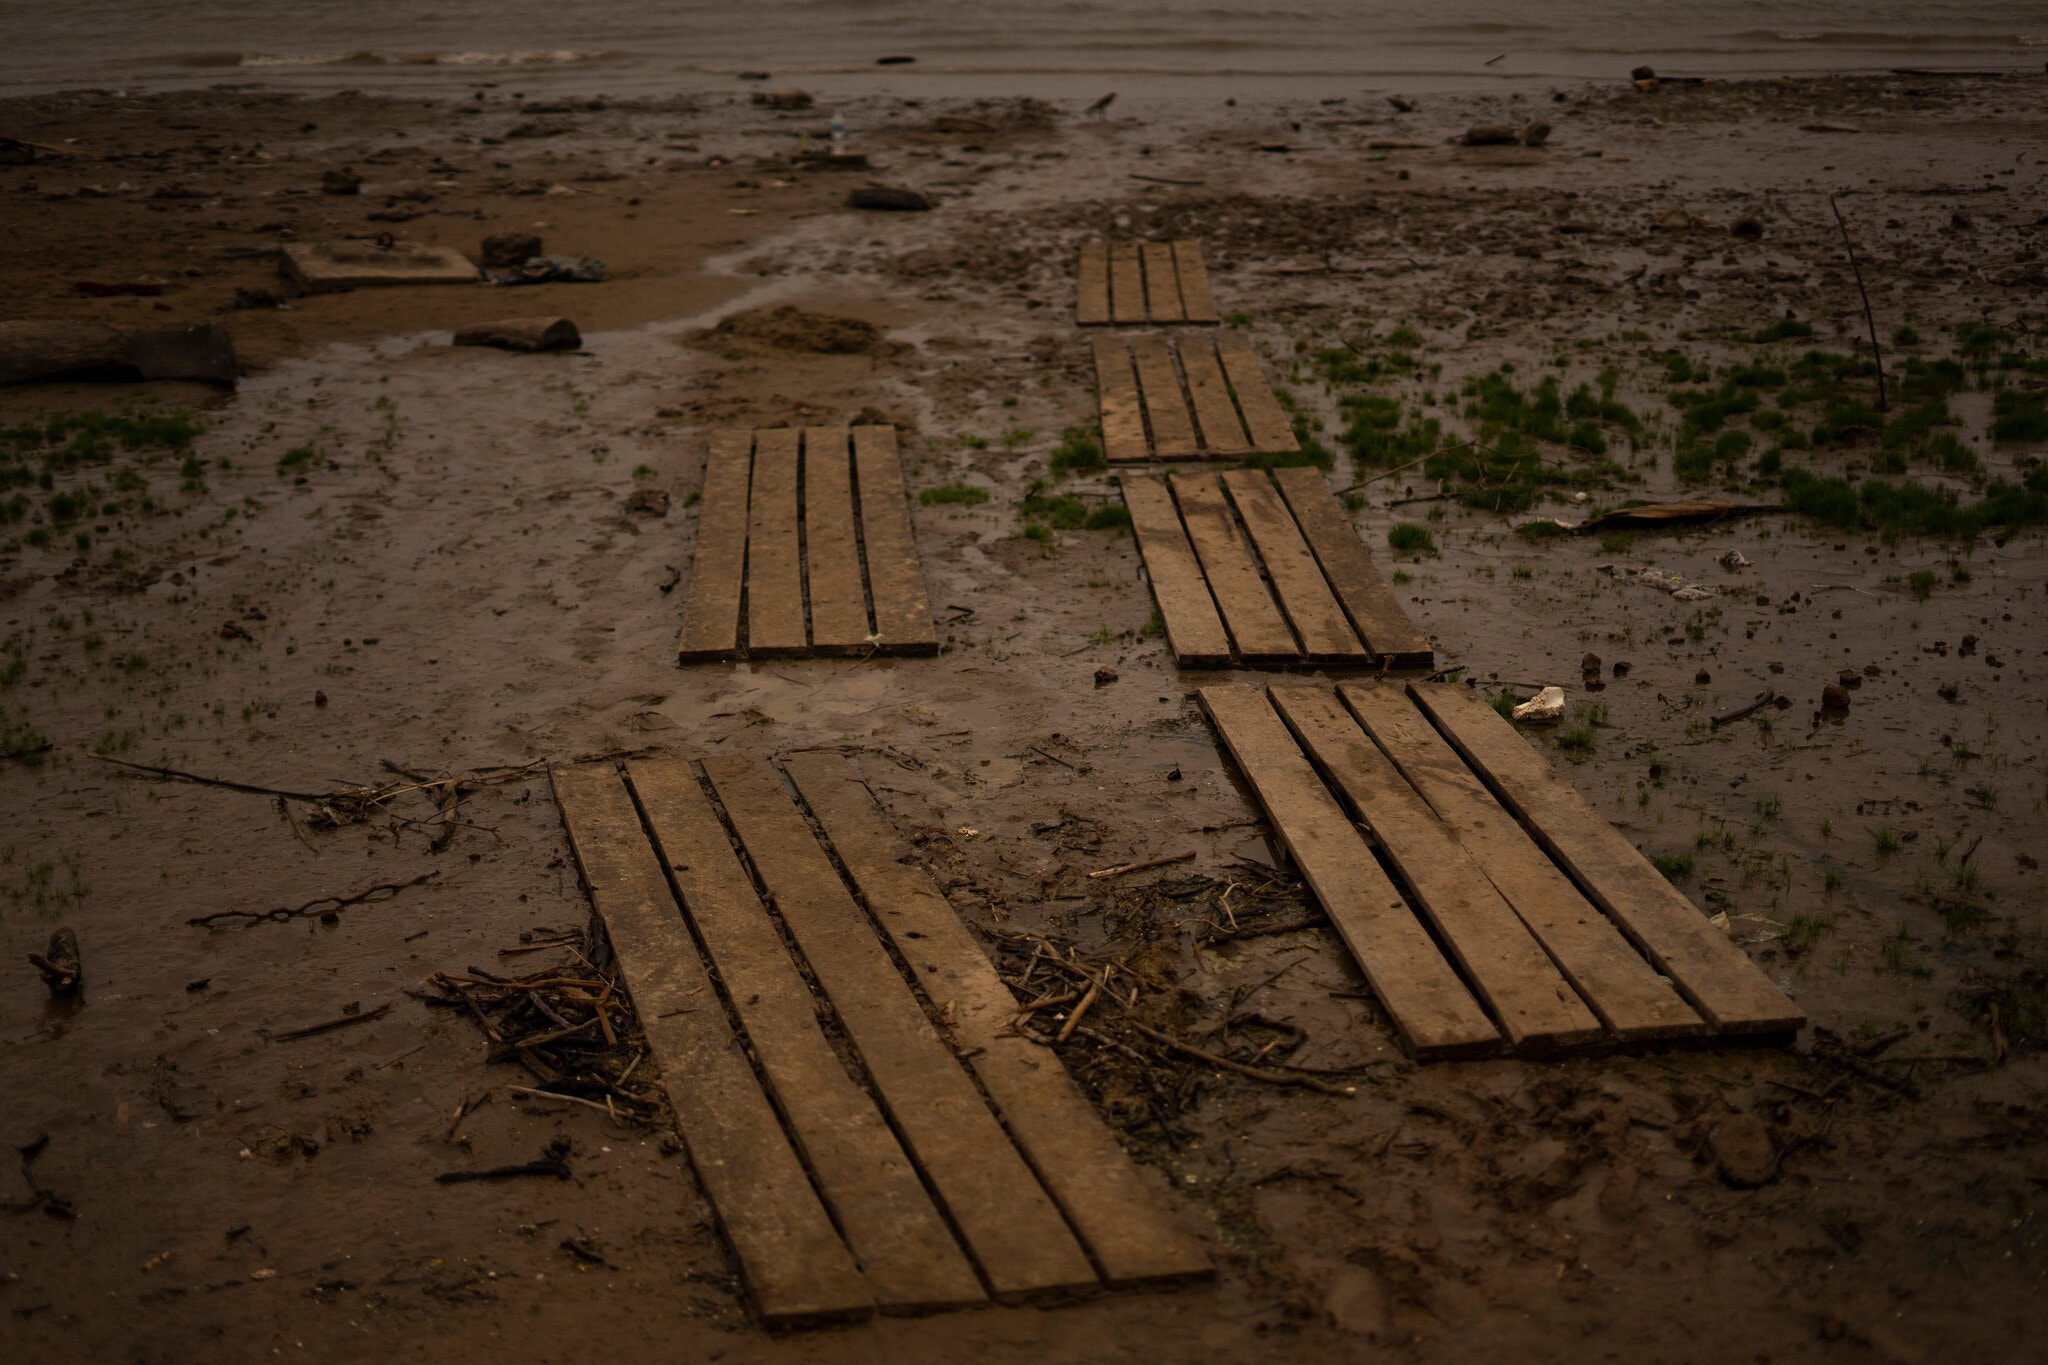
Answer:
[27,928,81,995]
[452,316,582,352]
[436,1139,572,1184]
[1512,686,1567,724]
[481,254,608,286]
[320,167,362,195]
[266,1000,394,1042]
[1094,665,1119,686]
[624,488,671,516]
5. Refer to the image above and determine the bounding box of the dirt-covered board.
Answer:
[1092,333,1296,462]
[1076,238,1220,325]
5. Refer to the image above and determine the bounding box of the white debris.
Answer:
[1512,685,1567,724]
[1719,549,1751,570]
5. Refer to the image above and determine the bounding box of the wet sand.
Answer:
[2,73,2046,1361]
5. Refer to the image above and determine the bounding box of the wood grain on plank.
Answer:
[1198,688,1498,1058]
[1172,240,1220,324]
[1221,470,1367,664]
[1119,474,1231,667]
[745,427,806,656]
[1140,242,1185,323]
[1130,334,1198,460]
[1214,334,1298,454]
[1109,242,1146,325]
[852,426,938,655]
[1076,242,1111,326]
[1172,474,1299,664]
[702,756,1099,1299]
[550,764,872,1325]
[1407,683,1805,1035]
[1272,466,1434,669]
[783,753,1212,1287]
[1178,334,1252,457]
[801,427,871,654]
[1092,335,1152,463]
[1337,682,1705,1040]
[626,758,982,1310]
[677,429,754,662]
[1269,687,1603,1050]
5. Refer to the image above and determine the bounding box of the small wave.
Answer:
[191,49,614,71]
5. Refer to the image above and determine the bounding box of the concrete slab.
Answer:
[281,241,477,293]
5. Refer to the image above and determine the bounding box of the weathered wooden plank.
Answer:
[1197,688,1499,1059]
[852,425,939,656]
[1076,241,1111,326]
[783,753,1212,1287]
[1140,242,1185,324]
[1119,474,1231,668]
[1109,241,1146,325]
[1178,334,1252,457]
[1337,682,1706,1041]
[1172,474,1299,664]
[702,756,1099,1300]
[745,427,807,656]
[1269,687,1604,1050]
[1092,335,1152,463]
[1214,333,1299,454]
[1220,470,1368,664]
[550,764,873,1325]
[1130,334,1198,460]
[1407,683,1806,1035]
[1272,466,1434,669]
[626,758,982,1310]
[677,429,754,663]
[1172,240,1219,324]
[800,427,870,654]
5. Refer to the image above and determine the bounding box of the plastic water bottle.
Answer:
[830,112,847,151]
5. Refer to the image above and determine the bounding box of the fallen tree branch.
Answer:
[1125,1019,1358,1096]
[189,871,438,927]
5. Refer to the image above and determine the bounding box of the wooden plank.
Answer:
[800,427,870,654]
[1221,470,1368,665]
[852,426,938,656]
[1172,240,1220,324]
[677,429,753,663]
[1076,242,1111,326]
[1272,466,1434,669]
[1108,242,1146,325]
[1197,688,1498,1059]
[783,753,1212,1287]
[1406,683,1806,1035]
[1269,687,1604,1050]
[1119,474,1231,668]
[1129,334,1198,460]
[1336,682,1705,1041]
[1140,242,1185,324]
[1171,474,1299,664]
[1092,335,1151,463]
[626,758,982,1311]
[1178,335,1252,457]
[549,764,872,1326]
[745,427,807,656]
[1214,334,1299,454]
[701,756,1099,1300]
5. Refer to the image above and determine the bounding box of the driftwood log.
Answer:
[0,320,131,384]
[451,317,582,352]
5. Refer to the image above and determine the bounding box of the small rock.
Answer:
[1936,681,1960,702]
[1512,686,1566,724]
[1709,1112,1777,1188]
[1958,634,1978,657]
[320,168,362,196]
[1520,119,1552,147]
[1611,661,1631,677]
[1837,669,1861,688]
[1719,549,1751,570]
[480,232,543,269]
[1630,65,1657,82]
[1460,124,1518,147]
[314,690,329,708]
[27,927,81,995]
[1094,666,1118,687]
[625,488,671,517]
[847,186,932,211]
[1653,206,1693,232]
[1695,669,1711,685]
[1821,684,1851,711]
[1386,95,1415,113]
[1731,216,1764,239]
[1580,651,1602,673]
[752,88,814,110]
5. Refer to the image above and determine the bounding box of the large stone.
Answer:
[847,186,932,211]
[0,319,132,384]
[281,241,478,293]
[1460,124,1518,146]
[480,233,543,268]
[128,322,238,384]
[452,317,582,352]
[1710,1113,1778,1188]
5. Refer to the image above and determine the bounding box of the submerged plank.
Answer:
[1173,474,1299,664]
[1214,334,1298,454]
[1076,241,1111,326]
[1221,470,1367,665]
[801,427,871,654]
[703,756,1099,1300]
[1272,466,1434,669]
[1119,474,1231,668]
[550,764,872,1325]
[745,427,807,656]
[1093,335,1152,463]
[784,754,1212,1287]
[677,429,754,662]
[1130,334,1199,460]
[1198,688,1498,1059]
[1172,240,1220,324]
[1407,683,1805,1035]
[627,758,982,1311]
[1178,334,1252,457]
[852,426,938,655]
[1109,242,1146,325]
[1269,687,1603,1050]
[1140,242,1185,324]
[1337,682,1705,1041]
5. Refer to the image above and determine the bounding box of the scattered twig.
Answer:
[1129,173,1205,186]
[267,1001,393,1042]
[435,1156,571,1184]
[189,871,438,927]
[1125,1020,1357,1096]
[1710,692,1785,729]
[1828,194,1889,411]
[1088,850,1196,880]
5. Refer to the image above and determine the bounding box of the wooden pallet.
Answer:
[675,425,937,662]
[1121,466,1433,670]
[551,754,1212,1325]
[1077,239,1219,326]
[1092,333,1296,462]
[1199,681,1805,1060]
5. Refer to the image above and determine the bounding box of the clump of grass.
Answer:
[1907,568,1939,600]
[921,482,988,507]
[1082,504,1131,531]
[1749,318,1815,344]
[1049,427,1105,475]
[1873,826,1902,853]
[1992,390,2048,442]
[1649,851,1694,882]
[1780,465,2048,541]
[1387,523,1437,555]
[1780,912,1836,954]
[1878,923,1933,978]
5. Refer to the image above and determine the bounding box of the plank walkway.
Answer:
[1092,333,1296,463]
[1119,468,1434,671]
[675,425,937,662]
[551,756,1211,1324]
[1197,683,1804,1060]
[1077,239,1219,325]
